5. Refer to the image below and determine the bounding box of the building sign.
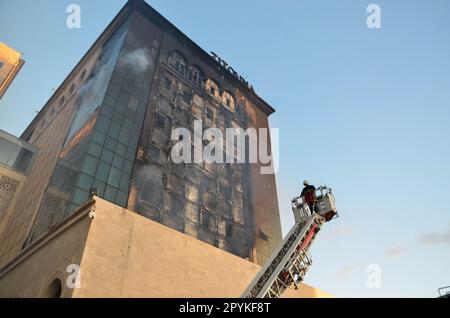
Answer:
[0,42,25,99]
[211,52,254,91]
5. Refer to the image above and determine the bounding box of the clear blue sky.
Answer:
[1,0,449,298]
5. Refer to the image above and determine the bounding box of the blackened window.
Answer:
[181,91,192,104]
[222,91,235,110]
[206,108,214,120]
[168,51,186,75]
[163,77,171,90]
[175,61,185,74]
[202,211,210,229]
[154,113,166,129]
[189,66,203,86]
[226,222,234,238]
[206,79,220,98]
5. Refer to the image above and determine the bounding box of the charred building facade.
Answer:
[0,0,281,266]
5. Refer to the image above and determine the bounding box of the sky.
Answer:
[1,0,449,298]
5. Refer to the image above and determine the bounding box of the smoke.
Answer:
[119,48,153,74]
[385,243,409,257]
[417,223,450,247]
[335,263,367,281]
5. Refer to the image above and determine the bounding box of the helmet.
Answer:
[303,180,310,186]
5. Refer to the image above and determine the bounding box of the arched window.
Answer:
[205,79,220,99]
[44,278,62,298]
[222,91,235,110]
[48,107,56,121]
[69,83,76,95]
[188,65,203,86]
[58,96,66,110]
[168,51,186,75]
[78,70,87,84]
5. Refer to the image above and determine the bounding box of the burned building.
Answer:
[0,0,281,266]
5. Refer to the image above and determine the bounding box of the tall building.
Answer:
[0,0,281,267]
[0,0,333,299]
[0,42,25,99]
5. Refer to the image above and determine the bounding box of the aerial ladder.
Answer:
[241,186,338,298]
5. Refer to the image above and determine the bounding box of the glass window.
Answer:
[119,172,131,192]
[96,116,111,133]
[112,111,124,124]
[108,122,121,139]
[104,185,118,202]
[116,142,127,157]
[101,148,114,164]
[78,173,93,191]
[107,83,120,100]
[116,191,128,207]
[102,106,114,119]
[122,119,133,132]
[82,154,99,176]
[128,96,138,111]
[96,161,110,182]
[118,90,130,106]
[188,65,203,86]
[103,96,116,108]
[118,127,130,145]
[126,148,136,161]
[123,159,133,174]
[73,188,89,206]
[115,102,127,115]
[110,73,122,88]
[112,154,124,169]
[125,108,135,121]
[92,130,106,146]
[91,179,106,197]
[104,137,117,152]
[136,100,147,116]
[168,51,186,75]
[108,167,121,188]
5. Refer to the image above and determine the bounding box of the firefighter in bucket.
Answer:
[300,180,316,215]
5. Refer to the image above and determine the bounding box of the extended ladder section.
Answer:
[241,213,325,298]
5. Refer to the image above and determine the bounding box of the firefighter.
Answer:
[301,180,316,215]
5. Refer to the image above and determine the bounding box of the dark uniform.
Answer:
[301,184,316,214]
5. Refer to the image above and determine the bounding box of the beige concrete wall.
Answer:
[74,197,330,298]
[0,197,331,298]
